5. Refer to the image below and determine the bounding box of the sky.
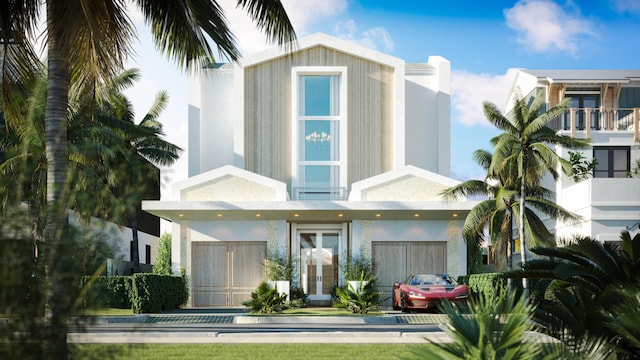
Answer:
[122,0,640,222]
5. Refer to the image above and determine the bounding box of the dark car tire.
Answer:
[392,292,401,311]
[399,292,410,313]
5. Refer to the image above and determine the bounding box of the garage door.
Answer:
[372,241,447,306]
[191,242,266,307]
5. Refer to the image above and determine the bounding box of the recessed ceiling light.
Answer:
[414,213,420,218]
[375,213,381,218]
[256,214,261,217]
[217,214,223,217]
[338,213,344,217]
[294,213,299,217]
[178,214,184,217]
[452,213,458,218]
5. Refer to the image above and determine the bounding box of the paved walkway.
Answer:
[68,310,455,344]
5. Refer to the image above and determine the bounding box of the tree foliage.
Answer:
[153,232,172,275]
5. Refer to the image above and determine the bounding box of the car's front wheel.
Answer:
[392,290,402,310]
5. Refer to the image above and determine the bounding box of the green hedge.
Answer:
[466,273,507,302]
[130,273,188,314]
[80,275,132,309]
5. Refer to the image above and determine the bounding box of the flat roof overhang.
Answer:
[142,200,479,222]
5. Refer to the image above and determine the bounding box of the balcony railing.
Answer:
[548,107,640,141]
[293,187,348,200]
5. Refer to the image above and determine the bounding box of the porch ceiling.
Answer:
[142,200,478,222]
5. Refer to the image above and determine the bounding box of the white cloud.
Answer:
[451,69,519,127]
[218,0,348,55]
[504,0,596,54]
[610,0,640,14]
[333,19,394,52]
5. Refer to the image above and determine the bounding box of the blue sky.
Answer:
[123,0,640,203]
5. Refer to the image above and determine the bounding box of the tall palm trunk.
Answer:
[131,217,140,273]
[43,1,71,357]
[518,168,528,298]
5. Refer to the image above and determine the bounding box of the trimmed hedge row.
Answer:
[130,273,188,314]
[458,273,507,302]
[80,273,188,313]
[80,275,132,309]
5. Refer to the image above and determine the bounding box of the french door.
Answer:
[297,228,342,301]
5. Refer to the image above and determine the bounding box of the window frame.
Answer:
[291,66,348,196]
[593,146,630,178]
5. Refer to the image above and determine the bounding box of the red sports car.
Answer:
[392,274,469,312]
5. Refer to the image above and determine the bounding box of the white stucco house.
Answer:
[143,33,476,307]
[506,69,640,244]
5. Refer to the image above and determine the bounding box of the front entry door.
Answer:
[299,230,340,301]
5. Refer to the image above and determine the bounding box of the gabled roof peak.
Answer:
[239,32,404,68]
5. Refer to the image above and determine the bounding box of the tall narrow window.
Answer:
[292,68,347,200]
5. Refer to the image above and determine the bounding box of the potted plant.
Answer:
[265,247,293,301]
[342,249,374,293]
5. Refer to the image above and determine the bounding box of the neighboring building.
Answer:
[143,33,475,307]
[507,69,640,243]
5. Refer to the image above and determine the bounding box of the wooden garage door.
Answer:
[191,242,266,307]
[372,241,447,305]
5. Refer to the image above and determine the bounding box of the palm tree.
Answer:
[441,149,580,272]
[509,231,640,357]
[484,91,589,296]
[2,3,296,356]
[97,70,181,273]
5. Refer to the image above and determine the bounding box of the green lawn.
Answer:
[77,308,134,316]
[70,344,431,360]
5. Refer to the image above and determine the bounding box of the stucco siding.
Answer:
[182,176,277,201]
[360,176,451,201]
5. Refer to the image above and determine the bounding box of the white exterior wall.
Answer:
[188,67,238,176]
[403,57,451,176]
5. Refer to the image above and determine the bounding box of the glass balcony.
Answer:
[293,187,347,200]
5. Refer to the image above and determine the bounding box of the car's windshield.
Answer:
[409,274,454,286]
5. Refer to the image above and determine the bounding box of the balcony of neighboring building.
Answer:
[548,107,640,142]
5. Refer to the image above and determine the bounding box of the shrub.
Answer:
[287,286,308,308]
[153,233,172,275]
[467,273,506,303]
[334,274,382,314]
[243,282,287,314]
[265,249,294,281]
[129,273,187,314]
[341,249,373,281]
[79,275,132,309]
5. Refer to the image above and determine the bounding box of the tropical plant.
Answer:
[2,2,295,357]
[153,232,172,275]
[568,151,597,182]
[288,286,309,308]
[265,247,294,281]
[419,292,541,359]
[342,248,374,280]
[628,158,640,178]
[334,272,381,314]
[508,231,640,358]
[442,149,580,272]
[243,281,288,314]
[484,91,589,295]
[605,285,640,359]
[97,69,181,273]
[416,291,611,360]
